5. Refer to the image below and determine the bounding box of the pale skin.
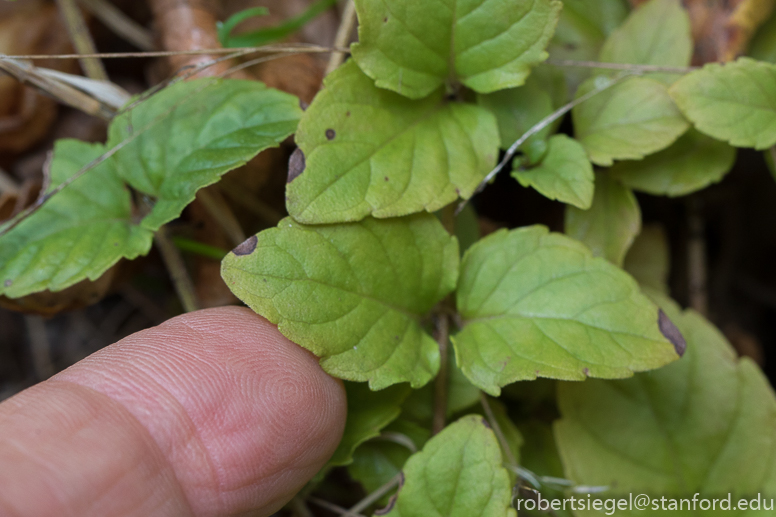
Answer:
[0,307,348,516]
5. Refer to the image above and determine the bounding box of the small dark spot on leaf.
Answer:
[481,416,491,429]
[394,335,400,340]
[346,111,351,117]
[383,16,388,22]
[263,278,267,283]
[288,148,306,183]
[583,367,589,376]
[384,176,390,182]
[325,128,336,140]
[658,309,687,356]
[564,43,578,51]
[455,188,460,196]
[3,279,11,287]
[299,99,309,111]
[232,235,258,256]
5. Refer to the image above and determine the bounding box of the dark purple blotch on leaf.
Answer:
[288,148,306,183]
[658,309,687,356]
[325,128,336,140]
[232,235,258,256]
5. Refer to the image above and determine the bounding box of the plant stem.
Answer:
[343,472,403,517]
[196,188,246,247]
[480,393,517,468]
[55,0,109,81]
[375,431,417,452]
[155,226,200,313]
[78,0,155,51]
[546,59,697,74]
[326,0,357,75]
[308,497,366,517]
[458,72,632,214]
[218,178,284,225]
[432,313,450,435]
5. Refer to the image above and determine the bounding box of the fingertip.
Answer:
[1,307,347,517]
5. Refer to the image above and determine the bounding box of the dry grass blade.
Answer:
[0,58,113,119]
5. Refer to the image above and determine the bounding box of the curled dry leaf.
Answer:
[0,4,77,153]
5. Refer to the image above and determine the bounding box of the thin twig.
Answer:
[480,393,517,468]
[546,59,697,74]
[457,72,632,214]
[0,44,349,61]
[432,313,450,435]
[216,51,308,79]
[196,189,245,247]
[326,0,357,75]
[219,178,284,225]
[154,226,200,313]
[344,472,403,517]
[308,497,366,517]
[78,0,155,51]
[55,0,108,80]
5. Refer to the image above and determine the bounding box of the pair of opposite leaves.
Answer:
[367,294,776,517]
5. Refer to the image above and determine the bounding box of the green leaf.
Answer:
[220,213,459,389]
[610,129,737,197]
[453,225,681,396]
[599,0,691,83]
[287,61,499,224]
[382,415,517,517]
[0,79,301,298]
[554,296,776,513]
[517,421,574,517]
[216,7,269,46]
[564,172,641,266]
[110,78,301,231]
[328,382,411,467]
[513,134,594,209]
[351,0,562,99]
[547,0,629,90]
[0,140,152,298]
[750,13,776,64]
[348,419,430,501]
[219,0,338,48]
[573,76,690,166]
[623,224,670,295]
[477,74,555,152]
[477,399,523,467]
[670,58,776,150]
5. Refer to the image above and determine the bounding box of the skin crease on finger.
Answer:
[0,306,348,517]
